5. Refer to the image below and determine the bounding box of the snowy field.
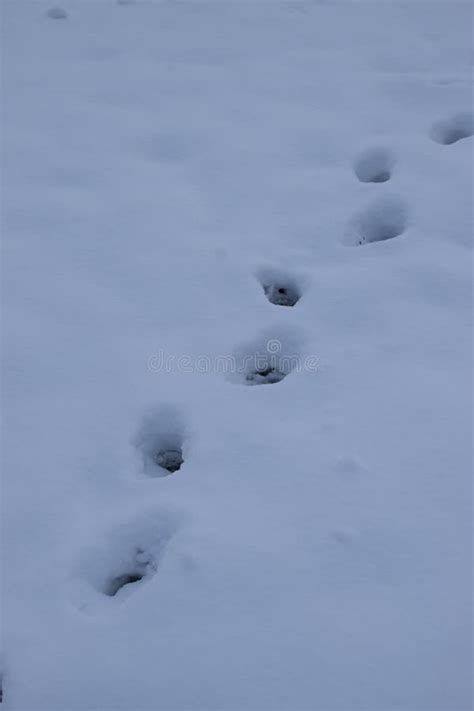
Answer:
[2,1,473,709]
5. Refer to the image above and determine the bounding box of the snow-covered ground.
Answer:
[2,1,473,709]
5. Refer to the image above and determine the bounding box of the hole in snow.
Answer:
[106,573,144,596]
[430,112,474,145]
[353,147,394,183]
[134,404,187,477]
[263,283,300,307]
[103,548,155,597]
[46,7,67,19]
[154,448,184,473]
[246,366,286,385]
[256,266,304,307]
[344,196,408,246]
[75,508,185,608]
[229,328,304,386]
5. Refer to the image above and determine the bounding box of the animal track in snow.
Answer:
[245,366,286,385]
[256,267,303,307]
[75,508,184,607]
[353,147,394,183]
[229,328,303,386]
[264,285,300,308]
[104,548,155,597]
[344,195,408,246]
[154,449,183,473]
[134,404,187,476]
[430,111,474,145]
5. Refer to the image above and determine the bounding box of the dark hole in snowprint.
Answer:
[245,366,286,385]
[103,548,156,597]
[263,283,300,307]
[154,448,184,473]
[105,572,144,596]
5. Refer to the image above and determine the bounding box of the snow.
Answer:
[2,0,472,709]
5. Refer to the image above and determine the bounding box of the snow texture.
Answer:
[2,0,472,709]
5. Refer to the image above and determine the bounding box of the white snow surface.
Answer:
[2,1,473,709]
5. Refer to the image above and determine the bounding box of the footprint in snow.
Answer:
[73,508,186,609]
[245,366,286,385]
[353,147,395,184]
[256,266,304,308]
[104,548,155,597]
[430,111,474,145]
[343,195,409,246]
[134,404,187,477]
[229,328,304,386]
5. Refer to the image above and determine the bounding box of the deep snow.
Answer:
[2,1,473,709]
